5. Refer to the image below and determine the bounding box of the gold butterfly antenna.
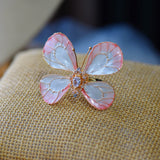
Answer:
[81,47,92,69]
[72,47,92,70]
[72,48,78,66]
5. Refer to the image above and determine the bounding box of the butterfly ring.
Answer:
[40,32,123,110]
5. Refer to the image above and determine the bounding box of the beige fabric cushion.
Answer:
[0,0,62,66]
[0,49,160,159]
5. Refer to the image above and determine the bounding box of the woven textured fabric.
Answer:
[0,49,160,159]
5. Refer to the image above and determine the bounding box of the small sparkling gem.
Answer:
[73,77,81,87]
[77,67,81,72]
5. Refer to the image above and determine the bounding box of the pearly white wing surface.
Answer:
[81,82,114,110]
[43,32,78,72]
[40,74,70,104]
[84,42,123,75]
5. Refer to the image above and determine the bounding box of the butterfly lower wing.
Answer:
[40,74,70,104]
[81,82,115,110]
[84,42,123,75]
[43,32,78,72]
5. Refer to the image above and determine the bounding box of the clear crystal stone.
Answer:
[77,67,81,72]
[73,77,81,87]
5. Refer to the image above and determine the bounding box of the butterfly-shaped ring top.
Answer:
[40,32,123,110]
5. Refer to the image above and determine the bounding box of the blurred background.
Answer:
[0,0,160,77]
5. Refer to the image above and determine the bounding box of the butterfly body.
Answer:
[70,68,89,95]
[40,32,123,110]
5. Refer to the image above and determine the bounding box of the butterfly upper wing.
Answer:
[81,82,114,110]
[40,74,70,104]
[43,32,78,72]
[84,42,123,75]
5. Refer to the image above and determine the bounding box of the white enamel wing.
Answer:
[40,32,123,110]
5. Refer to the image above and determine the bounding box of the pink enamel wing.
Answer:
[40,32,123,110]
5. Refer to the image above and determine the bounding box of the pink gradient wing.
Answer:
[84,42,123,75]
[43,32,78,71]
[40,74,70,104]
[81,82,114,110]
